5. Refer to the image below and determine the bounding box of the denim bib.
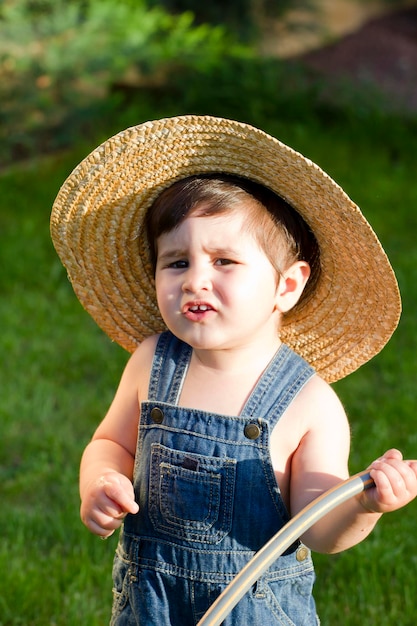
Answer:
[111,331,319,625]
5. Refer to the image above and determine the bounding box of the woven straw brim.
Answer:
[50,115,401,383]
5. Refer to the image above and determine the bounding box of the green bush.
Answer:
[146,0,299,38]
[0,0,245,166]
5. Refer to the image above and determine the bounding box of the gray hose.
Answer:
[198,471,374,626]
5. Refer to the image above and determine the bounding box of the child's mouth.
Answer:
[183,302,215,321]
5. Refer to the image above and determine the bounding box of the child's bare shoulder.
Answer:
[297,374,346,417]
[130,334,160,364]
[282,373,349,440]
[126,334,160,399]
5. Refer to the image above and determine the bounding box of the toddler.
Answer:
[51,116,417,625]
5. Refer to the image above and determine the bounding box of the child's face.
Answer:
[154,207,282,352]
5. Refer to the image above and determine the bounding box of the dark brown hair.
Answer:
[145,174,320,305]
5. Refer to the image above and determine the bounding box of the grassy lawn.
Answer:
[1,96,417,624]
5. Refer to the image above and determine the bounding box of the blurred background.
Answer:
[1,1,417,624]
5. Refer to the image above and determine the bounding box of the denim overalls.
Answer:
[111,331,319,625]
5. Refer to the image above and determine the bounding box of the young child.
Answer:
[51,116,417,625]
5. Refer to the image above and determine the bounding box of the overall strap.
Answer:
[241,343,315,429]
[148,333,315,426]
[147,331,192,404]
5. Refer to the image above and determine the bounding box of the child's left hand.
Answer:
[360,449,417,514]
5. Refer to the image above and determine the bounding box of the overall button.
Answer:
[296,545,310,562]
[150,407,164,424]
[244,423,261,440]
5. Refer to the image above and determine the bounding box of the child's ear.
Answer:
[275,261,311,313]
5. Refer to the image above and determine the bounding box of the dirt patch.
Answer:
[296,6,417,113]
[260,0,396,58]
[260,1,417,113]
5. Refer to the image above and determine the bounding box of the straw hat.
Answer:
[51,115,401,383]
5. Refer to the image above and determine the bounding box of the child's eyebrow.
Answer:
[157,248,188,262]
[157,246,241,262]
[207,246,241,258]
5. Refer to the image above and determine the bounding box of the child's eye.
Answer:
[215,258,235,266]
[168,259,188,269]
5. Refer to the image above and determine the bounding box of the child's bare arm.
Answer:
[79,336,157,537]
[288,377,417,554]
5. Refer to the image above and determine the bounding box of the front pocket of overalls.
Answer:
[149,443,236,544]
[258,568,317,626]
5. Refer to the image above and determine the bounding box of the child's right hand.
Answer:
[80,471,139,538]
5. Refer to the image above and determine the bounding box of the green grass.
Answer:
[2,90,417,624]
[0,157,129,624]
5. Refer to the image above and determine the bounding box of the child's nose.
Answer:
[182,264,212,293]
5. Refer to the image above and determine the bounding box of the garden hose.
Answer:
[198,471,374,626]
